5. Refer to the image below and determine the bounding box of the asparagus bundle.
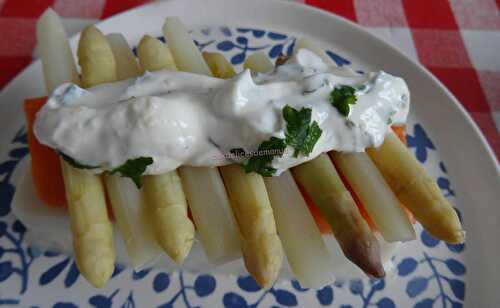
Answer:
[241,48,385,277]
[293,38,463,245]
[31,10,464,290]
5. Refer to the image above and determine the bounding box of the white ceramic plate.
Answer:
[0,0,499,306]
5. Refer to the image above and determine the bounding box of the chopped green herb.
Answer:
[110,157,153,188]
[236,106,323,176]
[283,105,323,157]
[330,85,357,117]
[243,137,286,177]
[60,152,99,169]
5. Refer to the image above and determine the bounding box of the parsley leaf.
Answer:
[329,85,357,117]
[235,106,323,176]
[60,152,99,169]
[110,157,153,188]
[302,121,322,155]
[242,137,286,177]
[283,105,323,157]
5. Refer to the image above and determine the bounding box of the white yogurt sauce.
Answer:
[34,49,409,175]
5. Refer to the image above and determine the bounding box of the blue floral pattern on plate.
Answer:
[0,26,465,307]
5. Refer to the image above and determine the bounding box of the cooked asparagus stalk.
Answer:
[292,154,385,278]
[77,26,117,87]
[104,175,161,268]
[66,25,117,287]
[36,8,80,93]
[220,165,283,288]
[239,50,334,284]
[293,37,334,65]
[106,33,142,80]
[202,50,284,287]
[162,17,212,75]
[367,132,464,244]
[137,35,177,71]
[244,51,274,73]
[330,151,416,242]
[178,167,242,264]
[202,52,236,79]
[142,173,194,263]
[163,20,255,265]
[37,15,116,287]
[264,171,334,288]
[60,162,115,288]
[136,35,195,263]
[103,36,162,268]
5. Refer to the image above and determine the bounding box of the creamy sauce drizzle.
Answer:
[34,49,409,175]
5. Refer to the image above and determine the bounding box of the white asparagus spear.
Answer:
[293,37,335,65]
[77,26,117,88]
[37,13,116,287]
[103,37,162,268]
[220,164,283,288]
[162,17,212,75]
[136,35,195,263]
[239,50,334,286]
[178,167,241,264]
[60,161,115,288]
[36,8,80,93]
[330,151,416,242]
[292,154,385,277]
[142,173,194,263]
[106,33,142,80]
[201,50,284,287]
[163,20,252,265]
[264,171,334,288]
[68,25,117,287]
[202,52,236,79]
[104,175,161,268]
[244,51,274,73]
[137,35,177,71]
[367,133,464,244]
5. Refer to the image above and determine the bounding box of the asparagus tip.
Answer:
[342,239,385,278]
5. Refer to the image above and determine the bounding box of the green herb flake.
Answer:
[243,137,286,177]
[329,85,357,117]
[60,152,99,170]
[283,105,323,157]
[110,157,153,188]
